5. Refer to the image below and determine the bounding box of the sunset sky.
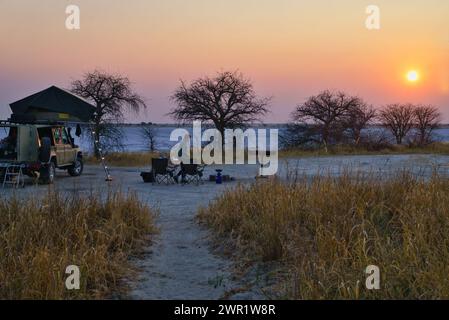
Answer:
[0,0,448,123]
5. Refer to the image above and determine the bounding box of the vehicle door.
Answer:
[18,125,39,162]
[61,127,76,164]
[52,127,66,165]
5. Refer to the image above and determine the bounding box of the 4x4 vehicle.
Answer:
[0,120,83,184]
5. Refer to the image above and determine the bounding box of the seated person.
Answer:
[172,163,184,184]
[166,157,182,183]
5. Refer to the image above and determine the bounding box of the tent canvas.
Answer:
[9,86,95,122]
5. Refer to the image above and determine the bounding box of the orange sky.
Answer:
[0,0,448,122]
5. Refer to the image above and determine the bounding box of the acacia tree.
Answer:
[71,70,146,157]
[345,103,377,145]
[413,105,441,145]
[292,90,364,152]
[378,104,416,145]
[169,71,270,139]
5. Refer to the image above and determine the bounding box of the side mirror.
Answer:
[75,124,82,137]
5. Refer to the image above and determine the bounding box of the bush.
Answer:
[0,189,157,299]
[198,172,449,299]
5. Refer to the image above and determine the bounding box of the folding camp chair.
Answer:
[180,163,205,185]
[151,158,176,185]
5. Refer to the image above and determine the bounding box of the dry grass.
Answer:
[0,189,158,299]
[198,172,449,299]
[84,143,449,167]
[279,142,449,158]
[87,150,239,167]
[85,152,163,167]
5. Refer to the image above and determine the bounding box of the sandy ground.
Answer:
[2,153,449,299]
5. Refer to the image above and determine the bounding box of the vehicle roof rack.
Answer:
[0,118,89,126]
[0,119,63,125]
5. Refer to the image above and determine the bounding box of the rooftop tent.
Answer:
[9,85,96,122]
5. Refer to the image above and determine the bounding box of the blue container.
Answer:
[215,169,223,184]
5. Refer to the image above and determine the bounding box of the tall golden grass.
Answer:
[279,142,449,158]
[198,172,449,299]
[85,152,162,167]
[83,143,449,167]
[0,189,157,299]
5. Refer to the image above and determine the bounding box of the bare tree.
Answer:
[169,71,270,139]
[345,103,377,145]
[292,90,364,152]
[281,123,319,149]
[71,70,146,157]
[413,105,441,145]
[141,124,157,152]
[378,104,415,145]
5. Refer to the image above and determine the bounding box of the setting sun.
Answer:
[407,70,419,82]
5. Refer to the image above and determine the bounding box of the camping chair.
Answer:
[180,163,205,185]
[151,158,176,185]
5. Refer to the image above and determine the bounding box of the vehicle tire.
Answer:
[39,162,55,184]
[68,157,83,177]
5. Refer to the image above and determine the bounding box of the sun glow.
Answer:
[406,70,419,82]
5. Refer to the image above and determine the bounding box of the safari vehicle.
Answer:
[0,85,95,185]
[0,120,84,184]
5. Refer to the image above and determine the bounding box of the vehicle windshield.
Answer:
[0,126,18,160]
